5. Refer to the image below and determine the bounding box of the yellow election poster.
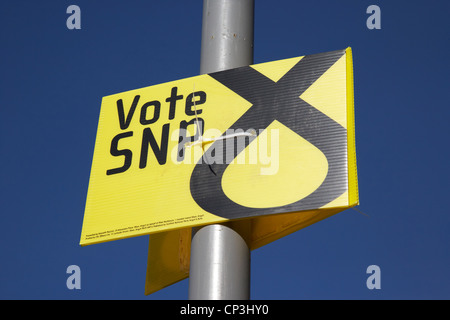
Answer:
[80,48,358,248]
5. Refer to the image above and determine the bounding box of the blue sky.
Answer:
[1,0,449,300]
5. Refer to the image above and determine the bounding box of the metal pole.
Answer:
[188,0,254,300]
[199,0,254,74]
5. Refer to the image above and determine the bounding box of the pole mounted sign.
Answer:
[80,48,358,246]
[80,47,358,292]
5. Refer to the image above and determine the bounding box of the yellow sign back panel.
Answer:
[81,48,358,246]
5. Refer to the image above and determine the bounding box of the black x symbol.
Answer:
[190,49,348,219]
